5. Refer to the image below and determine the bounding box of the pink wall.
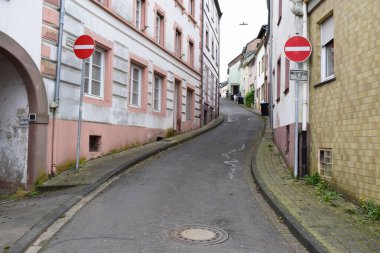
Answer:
[273,123,295,169]
[46,119,164,173]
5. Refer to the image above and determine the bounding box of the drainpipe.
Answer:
[53,0,65,108]
[50,0,65,174]
[268,0,273,129]
[200,0,205,127]
[301,1,308,176]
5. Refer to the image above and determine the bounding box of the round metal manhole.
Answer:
[169,225,228,245]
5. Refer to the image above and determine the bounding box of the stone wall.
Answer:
[308,0,380,203]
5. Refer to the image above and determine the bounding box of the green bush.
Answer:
[244,89,254,107]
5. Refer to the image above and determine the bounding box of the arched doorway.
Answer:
[0,32,48,193]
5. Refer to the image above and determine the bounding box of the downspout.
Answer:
[301,0,309,176]
[217,12,222,117]
[268,0,274,129]
[50,0,65,174]
[200,0,204,127]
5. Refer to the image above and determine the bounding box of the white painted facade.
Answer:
[0,0,206,192]
[255,43,266,107]
[0,0,43,66]
[0,1,43,190]
[41,0,204,167]
[270,0,305,168]
[202,0,222,124]
[271,0,302,129]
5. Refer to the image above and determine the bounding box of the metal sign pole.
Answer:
[294,78,299,178]
[75,60,85,171]
[294,63,303,178]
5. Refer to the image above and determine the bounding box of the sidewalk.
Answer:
[248,109,380,252]
[0,117,223,253]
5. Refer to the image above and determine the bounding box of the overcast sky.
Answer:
[218,0,268,82]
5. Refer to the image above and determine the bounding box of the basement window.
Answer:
[89,135,101,152]
[319,148,332,179]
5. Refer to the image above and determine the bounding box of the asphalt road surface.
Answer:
[40,100,300,253]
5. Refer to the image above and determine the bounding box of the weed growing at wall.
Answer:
[303,173,341,202]
[360,199,380,221]
[244,89,254,108]
[56,157,86,174]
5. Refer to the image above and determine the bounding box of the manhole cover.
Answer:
[169,225,228,245]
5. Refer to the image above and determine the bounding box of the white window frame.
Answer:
[136,0,142,30]
[186,90,192,120]
[318,148,333,179]
[189,0,195,17]
[84,47,104,98]
[130,64,142,107]
[155,13,162,44]
[153,75,162,112]
[321,15,334,81]
[175,29,182,58]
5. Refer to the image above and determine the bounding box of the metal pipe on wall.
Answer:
[50,0,65,174]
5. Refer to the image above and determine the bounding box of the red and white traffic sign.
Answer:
[73,35,95,59]
[284,36,312,62]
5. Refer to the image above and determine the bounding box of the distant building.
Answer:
[202,0,222,125]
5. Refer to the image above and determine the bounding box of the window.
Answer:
[89,135,101,152]
[155,12,164,45]
[276,57,281,101]
[210,74,214,102]
[278,0,282,25]
[186,89,193,120]
[130,64,142,107]
[153,75,162,111]
[189,0,195,17]
[205,29,209,50]
[319,149,332,178]
[285,125,289,154]
[175,28,182,58]
[204,67,209,98]
[212,38,214,58]
[84,48,104,97]
[261,55,265,72]
[321,15,334,81]
[284,58,290,93]
[216,48,218,65]
[135,0,146,31]
[188,40,194,67]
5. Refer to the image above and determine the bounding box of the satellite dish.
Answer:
[239,22,248,26]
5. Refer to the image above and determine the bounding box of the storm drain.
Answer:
[169,225,228,245]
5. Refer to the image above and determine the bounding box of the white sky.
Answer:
[218,0,268,82]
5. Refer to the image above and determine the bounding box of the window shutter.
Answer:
[321,15,334,46]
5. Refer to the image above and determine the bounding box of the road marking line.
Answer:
[25,176,120,253]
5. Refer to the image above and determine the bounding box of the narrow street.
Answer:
[38,100,299,253]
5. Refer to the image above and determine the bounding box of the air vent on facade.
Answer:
[89,135,101,152]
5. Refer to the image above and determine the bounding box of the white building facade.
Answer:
[0,0,204,193]
[202,0,222,125]
[270,0,307,170]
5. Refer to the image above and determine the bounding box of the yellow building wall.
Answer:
[308,0,380,203]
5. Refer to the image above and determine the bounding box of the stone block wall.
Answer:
[308,0,380,203]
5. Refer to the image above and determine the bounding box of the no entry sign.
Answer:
[284,36,312,62]
[73,35,95,59]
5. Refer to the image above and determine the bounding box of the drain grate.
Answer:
[169,224,228,245]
